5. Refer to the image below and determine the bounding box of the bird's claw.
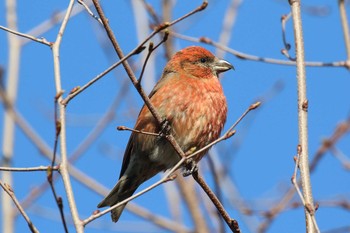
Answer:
[158,119,171,139]
[182,159,198,177]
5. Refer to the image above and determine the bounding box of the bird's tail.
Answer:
[97,175,139,222]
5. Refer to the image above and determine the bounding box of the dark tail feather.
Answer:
[97,175,139,222]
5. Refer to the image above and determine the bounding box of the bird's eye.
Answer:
[200,57,207,63]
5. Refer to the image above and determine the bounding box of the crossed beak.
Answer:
[213,58,234,74]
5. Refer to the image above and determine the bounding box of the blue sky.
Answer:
[1,1,349,232]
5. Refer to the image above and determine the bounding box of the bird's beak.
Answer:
[214,58,234,74]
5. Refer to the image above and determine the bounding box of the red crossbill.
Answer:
[98,46,233,222]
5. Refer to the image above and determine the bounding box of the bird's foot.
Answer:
[158,119,171,138]
[182,159,198,177]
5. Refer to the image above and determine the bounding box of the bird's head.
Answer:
[166,46,234,79]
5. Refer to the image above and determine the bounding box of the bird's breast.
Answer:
[135,76,227,167]
[165,77,228,160]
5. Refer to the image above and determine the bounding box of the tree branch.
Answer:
[289,0,317,232]
[0,182,39,233]
[51,0,83,232]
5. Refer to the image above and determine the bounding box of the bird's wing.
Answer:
[118,133,134,178]
[118,71,179,178]
[148,70,177,98]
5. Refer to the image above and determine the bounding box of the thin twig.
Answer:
[0,182,39,233]
[0,166,59,172]
[170,32,349,68]
[281,13,292,51]
[138,32,169,83]
[192,171,240,233]
[117,125,160,137]
[0,25,52,46]
[82,157,185,225]
[163,1,208,28]
[61,47,145,106]
[52,93,62,169]
[77,0,103,24]
[208,149,258,233]
[291,146,320,233]
[292,146,304,203]
[206,156,226,233]
[280,13,295,61]
[176,174,209,233]
[46,93,68,233]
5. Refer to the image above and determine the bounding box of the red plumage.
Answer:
[98,46,233,222]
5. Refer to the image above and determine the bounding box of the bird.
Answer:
[97,46,234,222]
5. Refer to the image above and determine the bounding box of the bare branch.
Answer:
[51,0,83,232]
[0,166,59,172]
[280,13,295,61]
[117,125,159,137]
[176,174,209,233]
[0,182,39,233]
[77,0,102,24]
[291,146,320,233]
[46,96,68,233]
[138,32,169,83]
[171,32,349,68]
[82,156,187,225]
[192,171,241,233]
[289,0,317,231]
[0,25,52,46]
[61,48,145,106]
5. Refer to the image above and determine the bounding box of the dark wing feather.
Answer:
[118,133,135,178]
[118,71,178,178]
